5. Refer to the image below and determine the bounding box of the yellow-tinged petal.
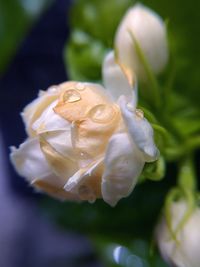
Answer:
[64,158,104,203]
[54,82,112,122]
[39,136,78,181]
[32,174,80,202]
[22,87,60,137]
[72,103,121,163]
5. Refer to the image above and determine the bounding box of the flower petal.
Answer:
[32,173,81,201]
[40,130,75,160]
[39,136,78,181]
[32,100,71,134]
[31,98,75,161]
[156,201,200,267]
[71,103,121,166]
[119,95,159,162]
[102,132,144,207]
[102,51,137,107]
[54,82,112,123]
[22,86,60,136]
[115,3,168,80]
[10,138,52,182]
[64,158,103,203]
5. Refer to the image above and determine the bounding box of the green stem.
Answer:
[178,154,197,192]
[165,187,181,243]
[128,31,161,110]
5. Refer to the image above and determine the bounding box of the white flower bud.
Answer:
[10,56,158,206]
[156,201,200,267]
[115,3,168,81]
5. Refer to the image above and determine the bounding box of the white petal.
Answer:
[102,132,144,207]
[39,137,78,181]
[64,158,103,203]
[119,96,159,162]
[103,51,137,107]
[31,99,75,160]
[32,100,70,133]
[10,138,51,182]
[115,3,168,80]
[31,173,80,201]
[21,88,59,136]
[156,201,200,267]
[41,130,75,160]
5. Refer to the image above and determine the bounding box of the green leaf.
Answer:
[0,0,51,75]
[64,0,134,82]
[141,156,166,182]
[65,30,106,81]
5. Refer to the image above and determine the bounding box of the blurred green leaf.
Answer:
[0,0,51,75]
[41,175,174,239]
[65,0,133,81]
[65,30,107,81]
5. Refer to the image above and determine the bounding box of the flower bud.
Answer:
[10,55,158,206]
[115,3,168,81]
[156,200,200,267]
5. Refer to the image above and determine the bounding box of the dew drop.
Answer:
[88,104,115,123]
[48,85,58,93]
[78,151,91,168]
[63,89,81,103]
[135,109,144,119]
[80,152,86,158]
[76,82,85,91]
[126,102,135,112]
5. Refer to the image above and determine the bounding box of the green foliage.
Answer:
[64,30,106,81]
[42,176,172,265]
[42,176,171,237]
[0,0,51,75]
[65,0,133,81]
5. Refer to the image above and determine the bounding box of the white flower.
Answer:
[115,3,168,81]
[156,200,200,267]
[10,52,158,206]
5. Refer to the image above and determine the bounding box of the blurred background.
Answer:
[0,0,199,266]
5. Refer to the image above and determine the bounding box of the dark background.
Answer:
[0,1,102,266]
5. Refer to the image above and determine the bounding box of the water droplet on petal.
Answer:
[78,151,91,168]
[48,85,58,93]
[63,89,81,103]
[76,82,85,91]
[135,109,144,119]
[88,104,116,123]
[80,152,86,158]
[127,102,135,112]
